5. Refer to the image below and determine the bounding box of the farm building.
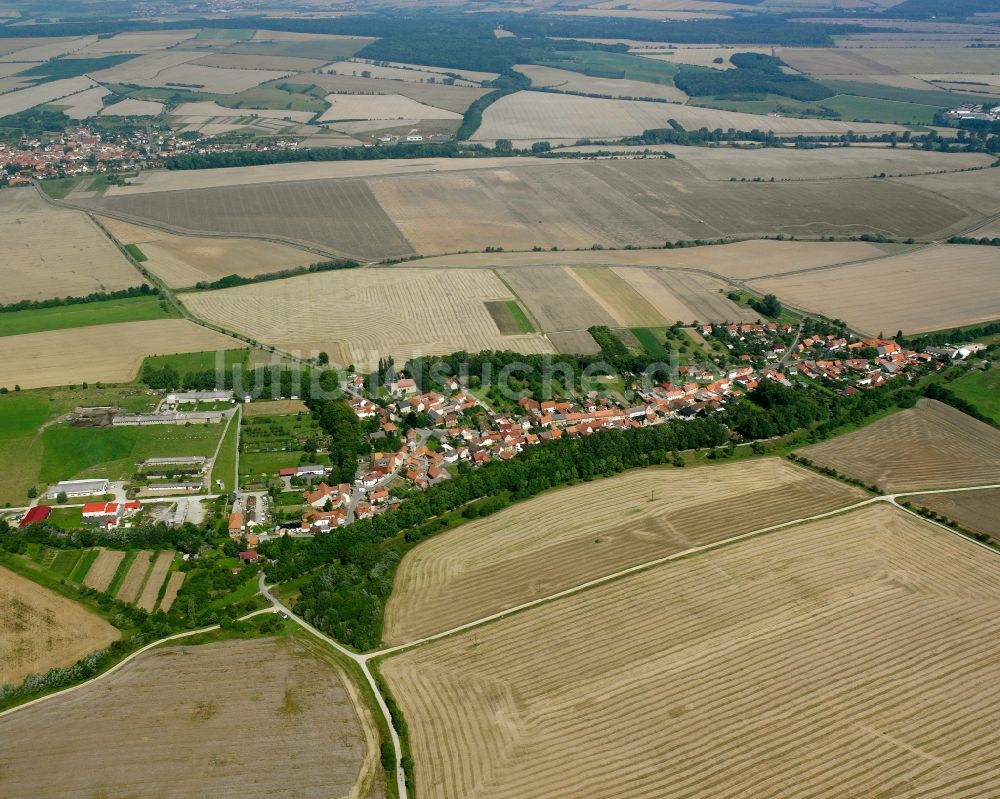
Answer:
[279,464,330,478]
[81,501,127,528]
[49,479,109,498]
[19,505,51,527]
[144,482,203,493]
[112,411,226,426]
[166,390,234,404]
[138,456,208,469]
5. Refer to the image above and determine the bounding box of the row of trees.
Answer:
[0,283,154,314]
[191,259,359,291]
[276,415,729,648]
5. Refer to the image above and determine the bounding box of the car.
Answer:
[277,611,289,620]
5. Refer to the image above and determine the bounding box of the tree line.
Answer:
[191,259,359,291]
[0,284,155,314]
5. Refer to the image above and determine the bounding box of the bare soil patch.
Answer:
[157,571,185,612]
[115,550,151,604]
[82,549,125,592]
[136,551,174,612]
[0,565,119,685]
[797,399,1000,493]
[244,399,309,416]
[0,638,382,799]
[384,504,1000,799]
[384,458,865,644]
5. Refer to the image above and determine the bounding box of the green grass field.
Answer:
[39,423,226,484]
[38,176,81,199]
[820,94,938,126]
[211,413,239,493]
[124,243,147,262]
[0,296,176,338]
[535,50,678,85]
[0,386,160,504]
[949,366,1000,424]
[20,54,136,82]
[630,327,670,358]
[220,81,329,113]
[106,550,137,596]
[505,301,535,333]
[818,79,983,109]
[139,348,249,380]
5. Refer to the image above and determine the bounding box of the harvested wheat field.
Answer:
[136,551,174,612]
[666,145,996,182]
[615,268,757,323]
[115,551,151,604]
[751,245,1000,335]
[384,458,865,644]
[97,215,313,287]
[0,566,119,685]
[0,637,383,799]
[311,74,488,114]
[516,63,687,102]
[98,157,547,195]
[183,268,553,371]
[77,158,975,256]
[0,320,245,391]
[472,92,905,142]
[497,266,617,333]
[381,504,1000,799]
[909,489,1000,539]
[415,239,890,279]
[571,266,667,326]
[82,549,126,592]
[157,571,185,612]
[318,93,462,122]
[0,188,144,304]
[0,76,101,118]
[797,399,1000,493]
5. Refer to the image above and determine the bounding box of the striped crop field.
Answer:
[383,458,867,645]
[183,268,554,371]
[381,504,1000,799]
[82,548,126,592]
[796,399,1000,493]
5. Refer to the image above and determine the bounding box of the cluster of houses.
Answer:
[2,128,146,185]
[706,324,941,392]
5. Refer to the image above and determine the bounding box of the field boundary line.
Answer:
[372,495,884,658]
[375,480,1000,658]
[0,608,273,720]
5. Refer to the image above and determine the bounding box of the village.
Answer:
[225,322,964,541]
[0,124,309,185]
